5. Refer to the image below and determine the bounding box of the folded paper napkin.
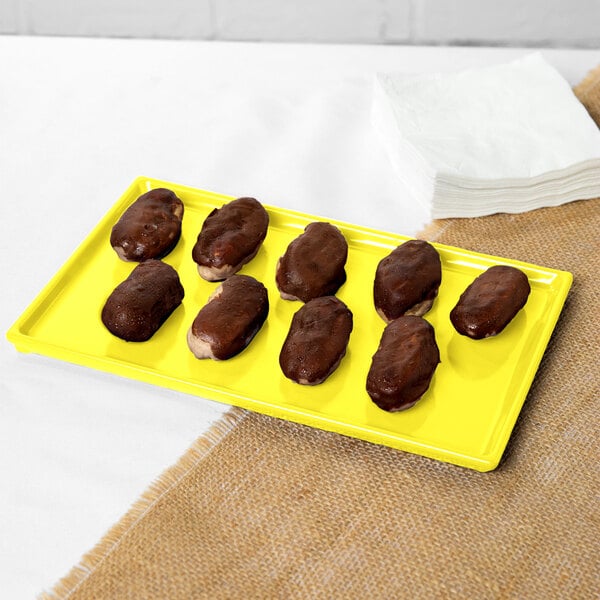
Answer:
[372,52,600,218]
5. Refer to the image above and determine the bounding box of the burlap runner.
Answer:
[44,70,600,600]
[575,63,600,126]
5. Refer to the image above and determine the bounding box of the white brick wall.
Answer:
[213,0,404,43]
[414,0,600,47]
[0,0,19,33]
[10,0,213,38]
[1,0,599,47]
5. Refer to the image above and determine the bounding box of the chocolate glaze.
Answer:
[279,296,353,385]
[101,259,184,342]
[110,188,184,261]
[374,239,441,323]
[187,274,269,360]
[192,197,269,281]
[366,315,440,412]
[276,222,348,302]
[450,265,530,339]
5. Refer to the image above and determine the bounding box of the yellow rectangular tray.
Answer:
[7,177,572,471]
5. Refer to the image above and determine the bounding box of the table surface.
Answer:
[2,35,599,598]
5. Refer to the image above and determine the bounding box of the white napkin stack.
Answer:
[372,53,600,219]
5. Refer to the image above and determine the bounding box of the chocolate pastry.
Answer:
[374,239,441,322]
[187,274,269,360]
[101,259,184,342]
[276,222,348,302]
[450,265,530,339]
[366,315,440,412]
[110,188,184,261]
[192,197,269,281]
[279,296,353,385]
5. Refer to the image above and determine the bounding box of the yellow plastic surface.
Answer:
[7,177,573,471]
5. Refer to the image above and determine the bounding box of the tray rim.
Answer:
[6,175,573,471]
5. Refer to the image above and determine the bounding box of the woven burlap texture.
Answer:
[44,70,600,600]
[575,63,600,126]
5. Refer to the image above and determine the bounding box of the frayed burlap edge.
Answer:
[39,407,248,600]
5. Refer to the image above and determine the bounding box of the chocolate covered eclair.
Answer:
[374,239,441,323]
[101,259,184,342]
[276,222,348,302]
[450,265,530,339]
[187,274,269,360]
[110,188,184,261]
[366,315,440,412]
[192,197,269,281]
[279,296,353,385]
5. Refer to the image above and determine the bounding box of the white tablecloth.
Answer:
[1,35,598,598]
